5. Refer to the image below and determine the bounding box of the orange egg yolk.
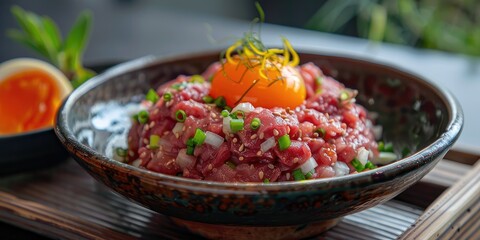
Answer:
[209,58,306,108]
[0,70,61,135]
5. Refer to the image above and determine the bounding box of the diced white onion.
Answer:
[260,137,276,153]
[372,125,383,140]
[131,159,142,167]
[372,152,398,165]
[299,157,318,174]
[232,102,255,114]
[357,147,370,165]
[176,148,196,169]
[205,131,224,149]
[333,161,350,176]
[222,116,232,134]
[172,122,184,136]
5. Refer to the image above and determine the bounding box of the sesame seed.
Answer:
[250,134,258,140]
[239,156,244,161]
[163,131,169,135]
[239,144,245,152]
[298,130,303,138]
[182,126,186,131]
[211,112,217,118]
[208,164,213,170]
[256,150,262,156]
[144,125,150,131]
[143,138,149,144]
[229,134,234,138]
[149,121,156,128]
[153,109,159,115]
[297,138,302,141]
[129,150,135,157]
[258,171,264,180]
[287,126,291,134]
[313,132,319,137]
[286,173,291,180]
[259,132,264,139]
[233,138,238,143]
[175,133,180,138]
[273,129,279,136]
[268,164,274,169]
[293,157,299,163]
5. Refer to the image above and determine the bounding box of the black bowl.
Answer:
[55,51,463,239]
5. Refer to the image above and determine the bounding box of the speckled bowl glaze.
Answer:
[55,52,463,239]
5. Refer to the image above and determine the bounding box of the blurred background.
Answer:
[2,0,480,65]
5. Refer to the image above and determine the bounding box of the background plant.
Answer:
[306,0,480,56]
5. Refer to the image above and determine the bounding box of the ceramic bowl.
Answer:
[55,52,463,239]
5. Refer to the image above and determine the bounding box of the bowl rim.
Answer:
[55,50,463,191]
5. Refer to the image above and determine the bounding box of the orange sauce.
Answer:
[0,69,61,134]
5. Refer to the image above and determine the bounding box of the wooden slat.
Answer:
[399,159,480,239]
[0,148,477,239]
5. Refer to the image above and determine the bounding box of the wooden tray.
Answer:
[0,148,478,239]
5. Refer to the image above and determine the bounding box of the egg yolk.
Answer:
[209,58,306,108]
[0,70,61,135]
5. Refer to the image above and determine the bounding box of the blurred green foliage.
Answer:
[306,0,480,56]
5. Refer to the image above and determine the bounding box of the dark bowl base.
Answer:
[171,217,340,240]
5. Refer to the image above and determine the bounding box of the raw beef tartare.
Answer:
[121,35,395,182]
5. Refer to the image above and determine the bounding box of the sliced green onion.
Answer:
[146,89,159,103]
[175,109,187,122]
[186,145,195,155]
[351,158,365,172]
[132,114,139,123]
[378,141,385,152]
[115,147,127,157]
[225,161,236,169]
[221,109,230,117]
[278,134,291,151]
[163,92,173,102]
[171,82,186,90]
[190,74,205,83]
[224,106,232,112]
[292,169,306,181]
[365,161,376,170]
[263,178,270,183]
[149,134,160,149]
[186,138,196,147]
[384,142,394,152]
[202,95,214,103]
[231,110,245,119]
[305,170,314,179]
[138,110,149,124]
[214,96,226,108]
[315,128,326,138]
[193,128,206,145]
[339,91,349,101]
[230,118,244,132]
[250,117,261,130]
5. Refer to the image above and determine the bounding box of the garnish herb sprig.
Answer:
[7,6,95,88]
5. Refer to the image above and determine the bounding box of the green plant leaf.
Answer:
[6,29,45,55]
[63,10,92,70]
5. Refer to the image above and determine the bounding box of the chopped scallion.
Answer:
[292,169,306,181]
[384,142,394,152]
[315,128,326,138]
[305,170,314,179]
[186,145,195,155]
[115,147,127,157]
[365,161,376,169]
[278,134,291,151]
[193,128,206,145]
[138,110,149,124]
[146,89,159,103]
[231,110,245,119]
[339,91,349,101]
[175,109,187,122]
[190,74,205,83]
[163,92,172,102]
[214,96,226,108]
[202,95,214,103]
[250,117,261,130]
[221,109,230,117]
[224,106,232,112]
[186,138,196,147]
[149,134,160,149]
[230,118,244,132]
[263,178,270,183]
[351,158,365,172]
